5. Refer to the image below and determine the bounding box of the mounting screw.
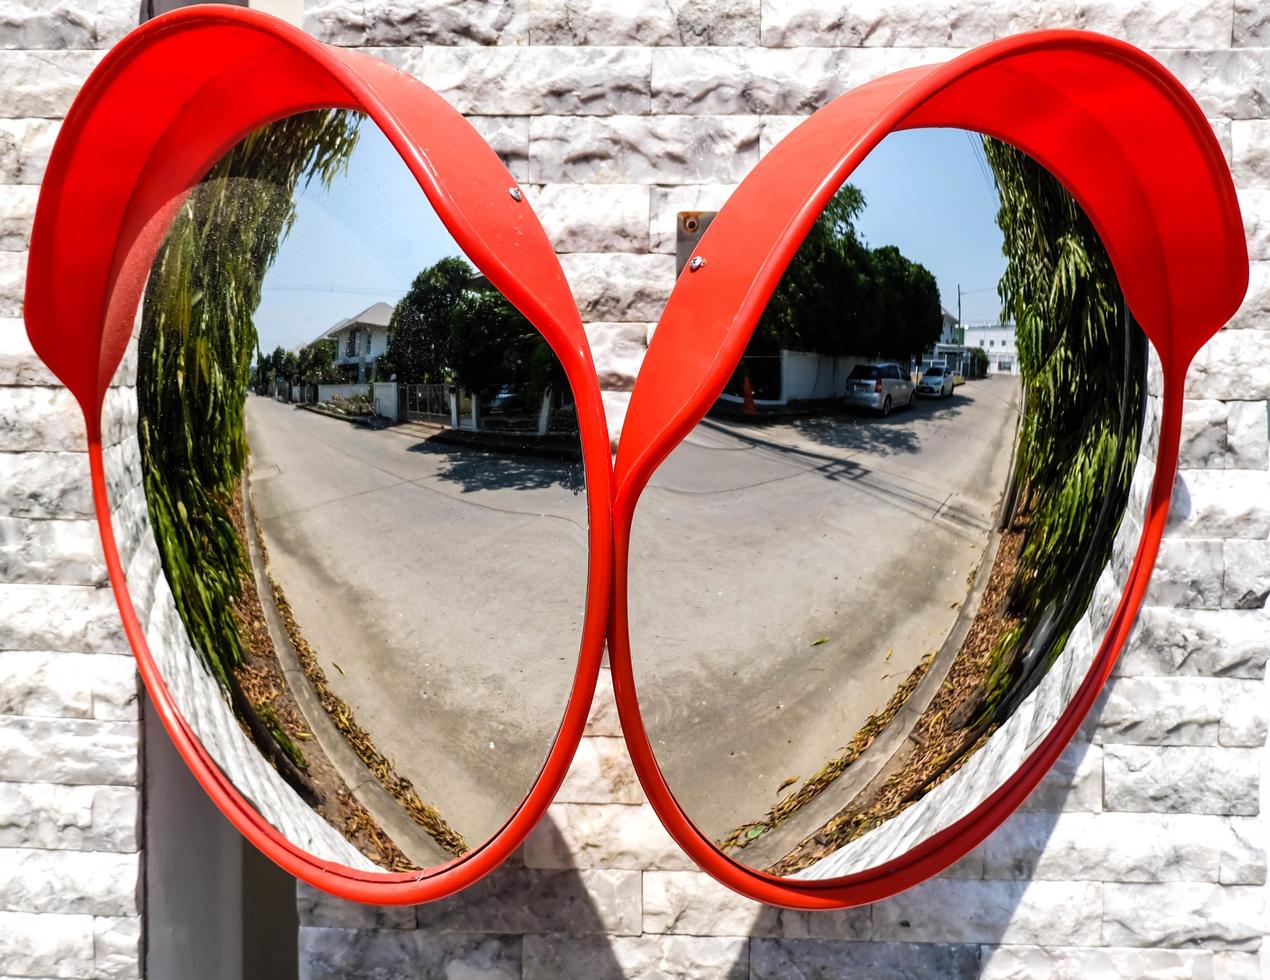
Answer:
[689,255,707,272]
[508,187,523,202]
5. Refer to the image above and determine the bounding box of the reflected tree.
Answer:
[138,110,361,781]
[976,137,1145,721]
[297,338,338,384]
[383,257,564,399]
[750,184,943,363]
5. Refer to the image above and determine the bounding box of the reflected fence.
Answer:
[267,380,578,439]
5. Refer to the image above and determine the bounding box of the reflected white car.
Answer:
[917,365,955,398]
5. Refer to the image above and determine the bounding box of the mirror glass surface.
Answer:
[116,111,587,872]
[628,129,1148,878]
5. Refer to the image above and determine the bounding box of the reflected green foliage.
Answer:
[297,339,339,384]
[382,257,563,395]
[138,110,361,692]
[752,185,943,360]
[980,137,1144,720]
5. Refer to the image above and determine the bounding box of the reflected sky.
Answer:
[253,120,463,352]
[251,122,1008,356]
[851,129,1006,323]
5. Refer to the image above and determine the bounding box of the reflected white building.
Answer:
[963,322,1019,374]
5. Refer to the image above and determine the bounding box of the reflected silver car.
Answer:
[845,362,915,416]
[918,364,955,398]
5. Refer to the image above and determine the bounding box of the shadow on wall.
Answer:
[740,739,1097,980]
[295,678,1108,980]
[297,817,631,978]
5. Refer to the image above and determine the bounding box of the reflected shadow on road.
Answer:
[788,396,966,455]
[405,438,585,495]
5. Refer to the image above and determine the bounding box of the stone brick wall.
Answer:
[1,6,144,978]
[1,1,1267,978]
[294,2,1270,977]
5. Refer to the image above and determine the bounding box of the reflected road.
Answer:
[245,397,587,849]
[628,376,1021,847]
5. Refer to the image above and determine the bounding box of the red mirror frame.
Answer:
[23,5,614,905]
[24,6,1248,909]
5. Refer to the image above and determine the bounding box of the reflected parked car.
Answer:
[845,362,915,416]
[918,364,955,398]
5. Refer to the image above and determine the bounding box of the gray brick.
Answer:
[413,867,641,935]
[524,934,747,980]
[299,927,521,980]
[751,939,979,980]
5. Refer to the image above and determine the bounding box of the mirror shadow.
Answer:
[627,128,1148,878]
[119,110,588,872]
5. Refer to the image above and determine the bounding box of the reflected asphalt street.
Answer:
[245,397,588,849]
[627,376,1021,847]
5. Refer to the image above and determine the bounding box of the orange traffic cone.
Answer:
[742,375,757,415]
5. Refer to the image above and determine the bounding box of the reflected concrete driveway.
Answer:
[627,376,1021,845]
[245,397,588,848]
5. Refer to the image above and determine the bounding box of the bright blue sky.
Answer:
[254,120,463,353]
[254,120,1006,353]
[850,128,1006,325]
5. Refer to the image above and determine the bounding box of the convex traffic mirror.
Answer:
[24,8,1247,907]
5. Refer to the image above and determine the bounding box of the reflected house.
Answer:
[720,308,967,410]
[920,308,989,381]
[963,321,1020,375]
[322,301,394,383]
[718,349,874,409]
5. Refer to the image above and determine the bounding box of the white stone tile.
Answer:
[305,0,529,46]
[0,782,137,852]
[1117,607,1269,679]
[92,915,141,980]
[643,870,870,938]
[527,183,650,253]
[1233,120,1270,190]
[556,735,643,804]
[528,0,759,46]
[872,878,1102,945]
[529,115,761,185]
[1102,883,1264,949]
[0,910,94,978]
[300,927,521,980]
[1155,49,1270,121]
[525,933,748,980]
[559,252,674,322]
[584,321,648,391]
[1104,745,1260,815]
[981,811,1227,883]
[1089,676,1223,746]
[522,802,696,870]
[0,849,137,917]
[0,118,59,184]
[1218,679,1267,748]
[980,944,1212,980]
[0,584,127,654]
[751,938,978,979]
[0,717,137,787]
[377,45,650,116]
[651,46,959,116]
